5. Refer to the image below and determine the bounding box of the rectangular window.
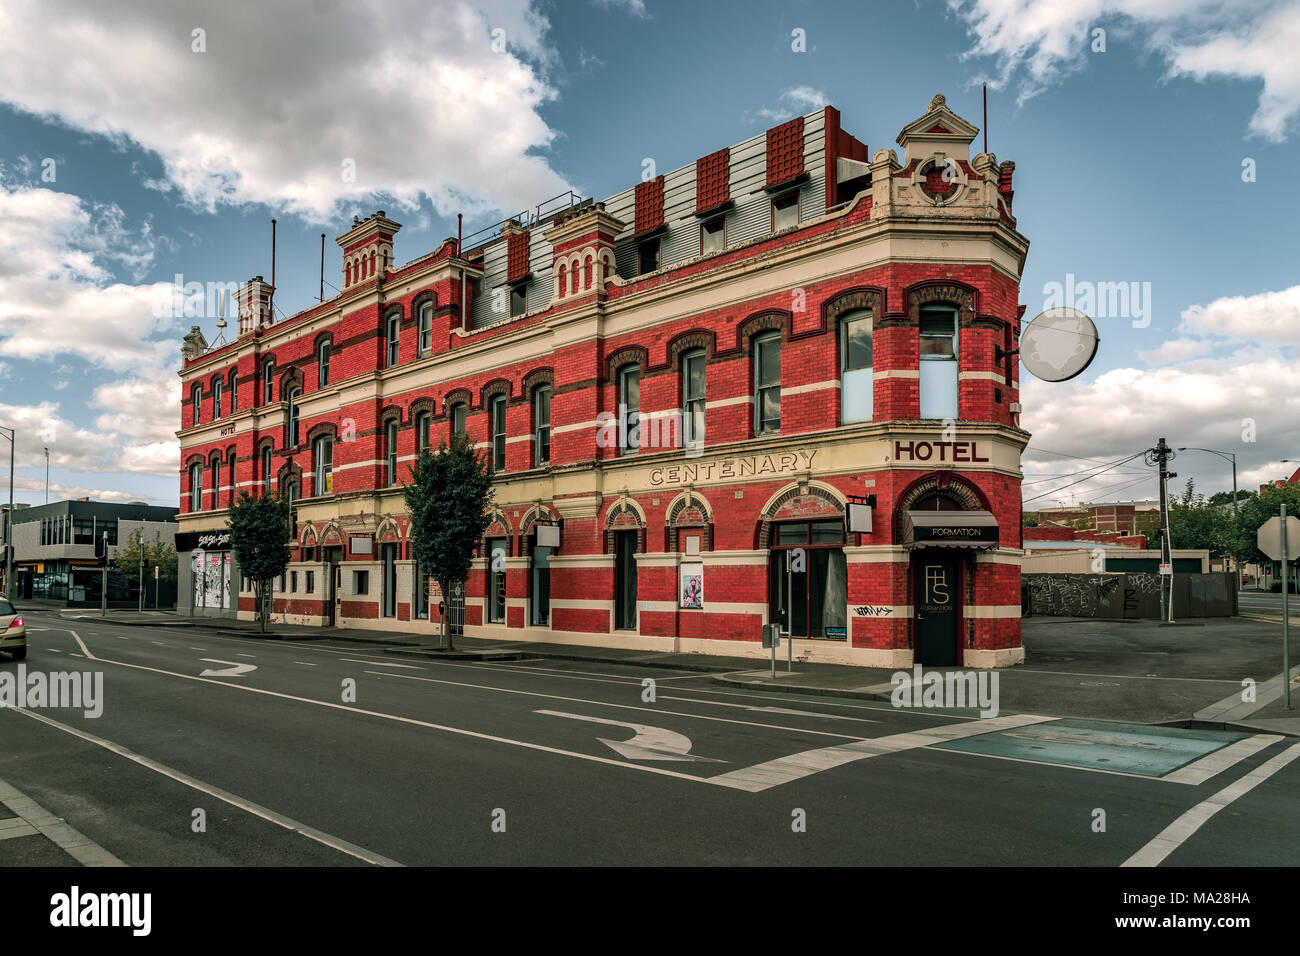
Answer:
[315,437,333,495]
[214,381,223,418]
[382,543,397,617]
[638,238,660,275]
[534,387,551,466]
[487,538,507,623]
[919,306,959,419]
[772,190,799,231]
[491,395,506,472]
[386,316,399,368]
[683,351,706,447]
[754,333,781,434]
[386,420,398,486]
[353,569,369,594]
[531,541,551,626]
[451,403,467,437]
[841,312,874,424]
[701,216,725,255]
[416,411,431,456]
[192,387,202,425]
[318,342,330,387]
[418,301,433,356]
[263,362,274,404]
[510,285,527,318]
[619,366,640,455]
[290,571,298,593]
[305,570,314,594]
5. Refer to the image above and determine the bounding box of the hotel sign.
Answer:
[893,441,989,463]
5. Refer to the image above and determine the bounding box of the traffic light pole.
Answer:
[100,531,108,617]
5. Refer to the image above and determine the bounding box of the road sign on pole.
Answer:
[1258,507,1295,710]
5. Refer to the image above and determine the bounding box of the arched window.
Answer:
[584,255,593,289]
[682,349,706,447]
[318,340,330,388]
[840,310,873,424]
[287,386,301,446]
[753,332,781,435]
[191,384,202,425]
[210,454,222,508]
[189,463,203,511]
[345,261,352,286]
[618,365,640,455]
[919,305,959,419]
[557,263,566,298]
[418,300,433,356]
[314,435,333,495]
[450,402,468,438]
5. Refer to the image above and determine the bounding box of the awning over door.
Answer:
[901,510,999,549]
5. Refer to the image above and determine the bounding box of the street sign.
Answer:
[1257,516,1300,561]
[1158,563,1172,576]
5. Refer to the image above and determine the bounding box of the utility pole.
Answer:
[1,425,14,602]
[1145,438,1177,622]
[138,531,145,612]
[100,530,108,617]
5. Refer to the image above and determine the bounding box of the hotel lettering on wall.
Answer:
[893,440,989,463]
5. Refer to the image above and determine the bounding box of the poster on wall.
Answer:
[679,562,703,609]
[191,549,204,608]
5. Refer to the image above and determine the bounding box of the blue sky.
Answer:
[0,0,1296,509]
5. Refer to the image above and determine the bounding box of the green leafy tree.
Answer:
[112,528,179,584]
[1021,511,1039,528]
[403,431,495,651]
[1230,483,1300,570]
[227,492,294,633]
[1168,479,1230,556]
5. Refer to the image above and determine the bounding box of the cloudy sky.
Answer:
[0,0,1295,508]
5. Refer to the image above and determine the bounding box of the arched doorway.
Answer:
[761,483,848,642]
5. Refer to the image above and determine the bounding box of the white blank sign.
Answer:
[536,524,560,548]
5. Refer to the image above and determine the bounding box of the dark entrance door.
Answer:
[448,580,465,637]
[324,546,342,627]
[914,549,959,666]
[614,530,637,631]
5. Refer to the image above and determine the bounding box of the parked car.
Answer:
[0,599,26,660]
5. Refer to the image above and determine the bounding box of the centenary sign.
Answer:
[649,450,818,487]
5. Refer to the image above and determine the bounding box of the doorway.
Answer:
[614,530,637,631]
[324,545,342,626]
[914,549,960,666]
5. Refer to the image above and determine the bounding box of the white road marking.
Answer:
[1162,734,1284,786]
[235,653,257,658]
[190,647,207,651]
[0,777,125,866]
[537,709,723,762]
[8,710,401,866]
[337,658,424,670]
[198,659,258,677]
[69,653,84,658]
[1022,668,1239,685]
[150,641,169,646]
[706,714,1056,793]
[45,648,62,654]
[294,661,318,667]
[1123,742,1300,867]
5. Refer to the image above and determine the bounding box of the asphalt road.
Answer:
[3,609,1298,866]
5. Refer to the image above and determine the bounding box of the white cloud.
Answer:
[1138,337,1211,364]
[950,0,1300,140]
[7,475,160,504]
[1180,284,1300,341]
[0,0,573,222]
[593,0,648,16]
[749,86,829,124]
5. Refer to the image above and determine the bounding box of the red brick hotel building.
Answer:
[176,94,1030,668]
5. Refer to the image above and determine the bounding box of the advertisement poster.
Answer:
[679,562,703,609]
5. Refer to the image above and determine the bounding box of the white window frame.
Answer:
[318,341,330,387]
[314,436,333,495]
[840,310,874,424]
[534,386,551,466]
[682,350,706,447]
[618,365,640,455]
[491,395,507,472]
[754,332,781,435]
[418,301,433,356]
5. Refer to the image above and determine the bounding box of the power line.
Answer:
[1023,451,1148,504]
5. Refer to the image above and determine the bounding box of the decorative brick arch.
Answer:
[603,497,646,554]
[823,287,884,327]
[605,346,648,383]
[276,460,302,488]
[376,517,403,544]
[379,404,403,428]
[665,490,714,552]
[480,378,512,407]
[300,525,319,548]
[667,329,716,364]
[442,388,472,417]
[904,279,979,329]
[892,472,990,540]
[320,523,344,548]
[755,480,846,548]
[305,421,337,446]
[736,309,790,351]
[522,366,554,395]
[481,508,513,557]
[408,396,436,419]
[519,502,560,537]
[277,365,304,396]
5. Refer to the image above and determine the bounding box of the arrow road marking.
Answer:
[536,709,724,762]
[199,659,258,677]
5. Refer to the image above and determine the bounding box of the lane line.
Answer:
[1162,734,1284,786]
[0,777,126,866]
[6,710,402,867]
[706,714,1056,793]
[294,661,319,667]
[337,658,424,670]
[1122,742,1300,867]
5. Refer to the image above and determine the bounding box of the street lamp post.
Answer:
[1178,447,1238,584]
[1,426,14,602]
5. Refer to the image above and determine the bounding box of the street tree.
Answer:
[112,528,179,584]
[1168,479,1230,556]
[403,430,495,651]
[1230,483,1300,569]
[227,491,294,633]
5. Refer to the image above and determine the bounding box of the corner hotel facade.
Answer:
[175,94,1030,668]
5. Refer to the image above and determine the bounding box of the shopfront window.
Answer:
[768,519,847,641]
[487,537,507,623]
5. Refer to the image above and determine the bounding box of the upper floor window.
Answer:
[701,215,725,256]
[228,370,238,414]
[618,365,640,455]
[318,341,330,387]
[451,402,467,437]
[287,386,301,447]
[772,190,799,231]
[285,478,299,504]
[510,286,526,318]
[189,463,203,511]
[534,386,551,466]
[490,395,507,472]
[386,312,400,367]
[416,410,432,455]
[385,419,399,486]
[314,436,333,495]
[682,350,706,447]
[754,332,781,435]
[418,300,433,356]
[261,445,273,492]
[191,384,202,425]
[263,359,275,404]
[840,311,874,424]
[919,305,959,419]
[213,380,223,418]
[638,237,660,275]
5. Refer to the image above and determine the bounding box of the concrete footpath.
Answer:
[44,603,1300,736]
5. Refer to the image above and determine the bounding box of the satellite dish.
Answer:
[1019,307,1099,382]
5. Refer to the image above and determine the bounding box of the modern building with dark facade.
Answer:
[1,499,177,606]
[176,94,1031,667]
